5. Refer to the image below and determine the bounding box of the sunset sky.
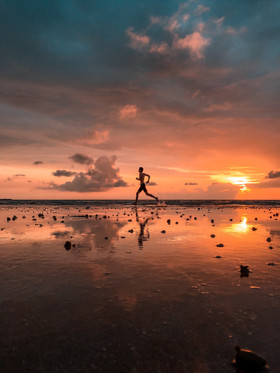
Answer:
[1,0,279,199]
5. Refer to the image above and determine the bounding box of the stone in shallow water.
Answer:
[64,241,71,251]
[232,345,267,370]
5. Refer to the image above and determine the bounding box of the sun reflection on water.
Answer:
[224,216,251,233]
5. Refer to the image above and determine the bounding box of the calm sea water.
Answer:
[0,202,279,372]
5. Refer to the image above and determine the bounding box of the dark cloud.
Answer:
[52,170,77,177]
[69,153,93,165]
[185,182,198,186]
[33,161,43,165]
[148,181,157,186]
[14,174,26,177]
[51,155,128,192]
[266,170,280,179]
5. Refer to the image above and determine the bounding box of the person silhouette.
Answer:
[134,167,158,205]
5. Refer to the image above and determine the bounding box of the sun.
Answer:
[228,176,250,192]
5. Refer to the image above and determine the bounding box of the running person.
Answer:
[134,167,158,205]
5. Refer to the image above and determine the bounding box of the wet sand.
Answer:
[0,203,280,372]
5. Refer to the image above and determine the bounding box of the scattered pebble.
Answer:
[64,241,71,250]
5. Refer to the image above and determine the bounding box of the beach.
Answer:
[1,201,280,372]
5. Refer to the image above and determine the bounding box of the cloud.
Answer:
[14,174,26,177]
[185,182,198,185]
[198,183,240,199]
[33,161,43,165]
[69,153,93,165]
[126,28,150,51]
[119,105,138,119]
[226,26,247,35]
[266,170,280,179]
[148,181,157,186]
[52,170,77,177]
[195,5,210,16]
[173,31,210,59]
[50,155,128,192]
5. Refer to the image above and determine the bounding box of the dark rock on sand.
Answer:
[53,216,57,221]
[266,237,271,242]
[210,234,216,238]
[64,241,71,251]
[128,229,134,233]
[7,217,11,222]
[216,243,224,247]
[240,265,250,277]
[161,230,166,233]
[232,345,267,371]
[12,215,17,221]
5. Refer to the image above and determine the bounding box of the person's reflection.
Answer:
[135,207,150,248]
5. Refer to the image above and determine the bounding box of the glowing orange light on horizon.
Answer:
[228,176,258,192]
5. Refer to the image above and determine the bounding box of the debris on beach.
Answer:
[240,265,250,277]
[232,345,267,371]
[64,241,71,250]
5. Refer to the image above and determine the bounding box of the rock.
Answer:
[211,219,214,223]
[252,227,257,231]
[53,216,57,221]
[232,345,267,370]
[216,243,224,247]
[240,265,250,277]
[64,241,71,251]
[7,217,11,222]
[167,219,171,225]
[266,237,271,242]
[128,229,133,233]
[268,246,273,250]
[267,262,276,266]
[215,255,222,259]
[161,230,166,233]
[105,237,108,240]
[12,216,17,221]
[210,234,216,238]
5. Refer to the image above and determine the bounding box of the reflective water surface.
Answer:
[0,204,280,372]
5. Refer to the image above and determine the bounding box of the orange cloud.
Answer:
[119,105,138,119]
[173,32,210,59]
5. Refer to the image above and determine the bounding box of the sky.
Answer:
[0,0,280,199]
